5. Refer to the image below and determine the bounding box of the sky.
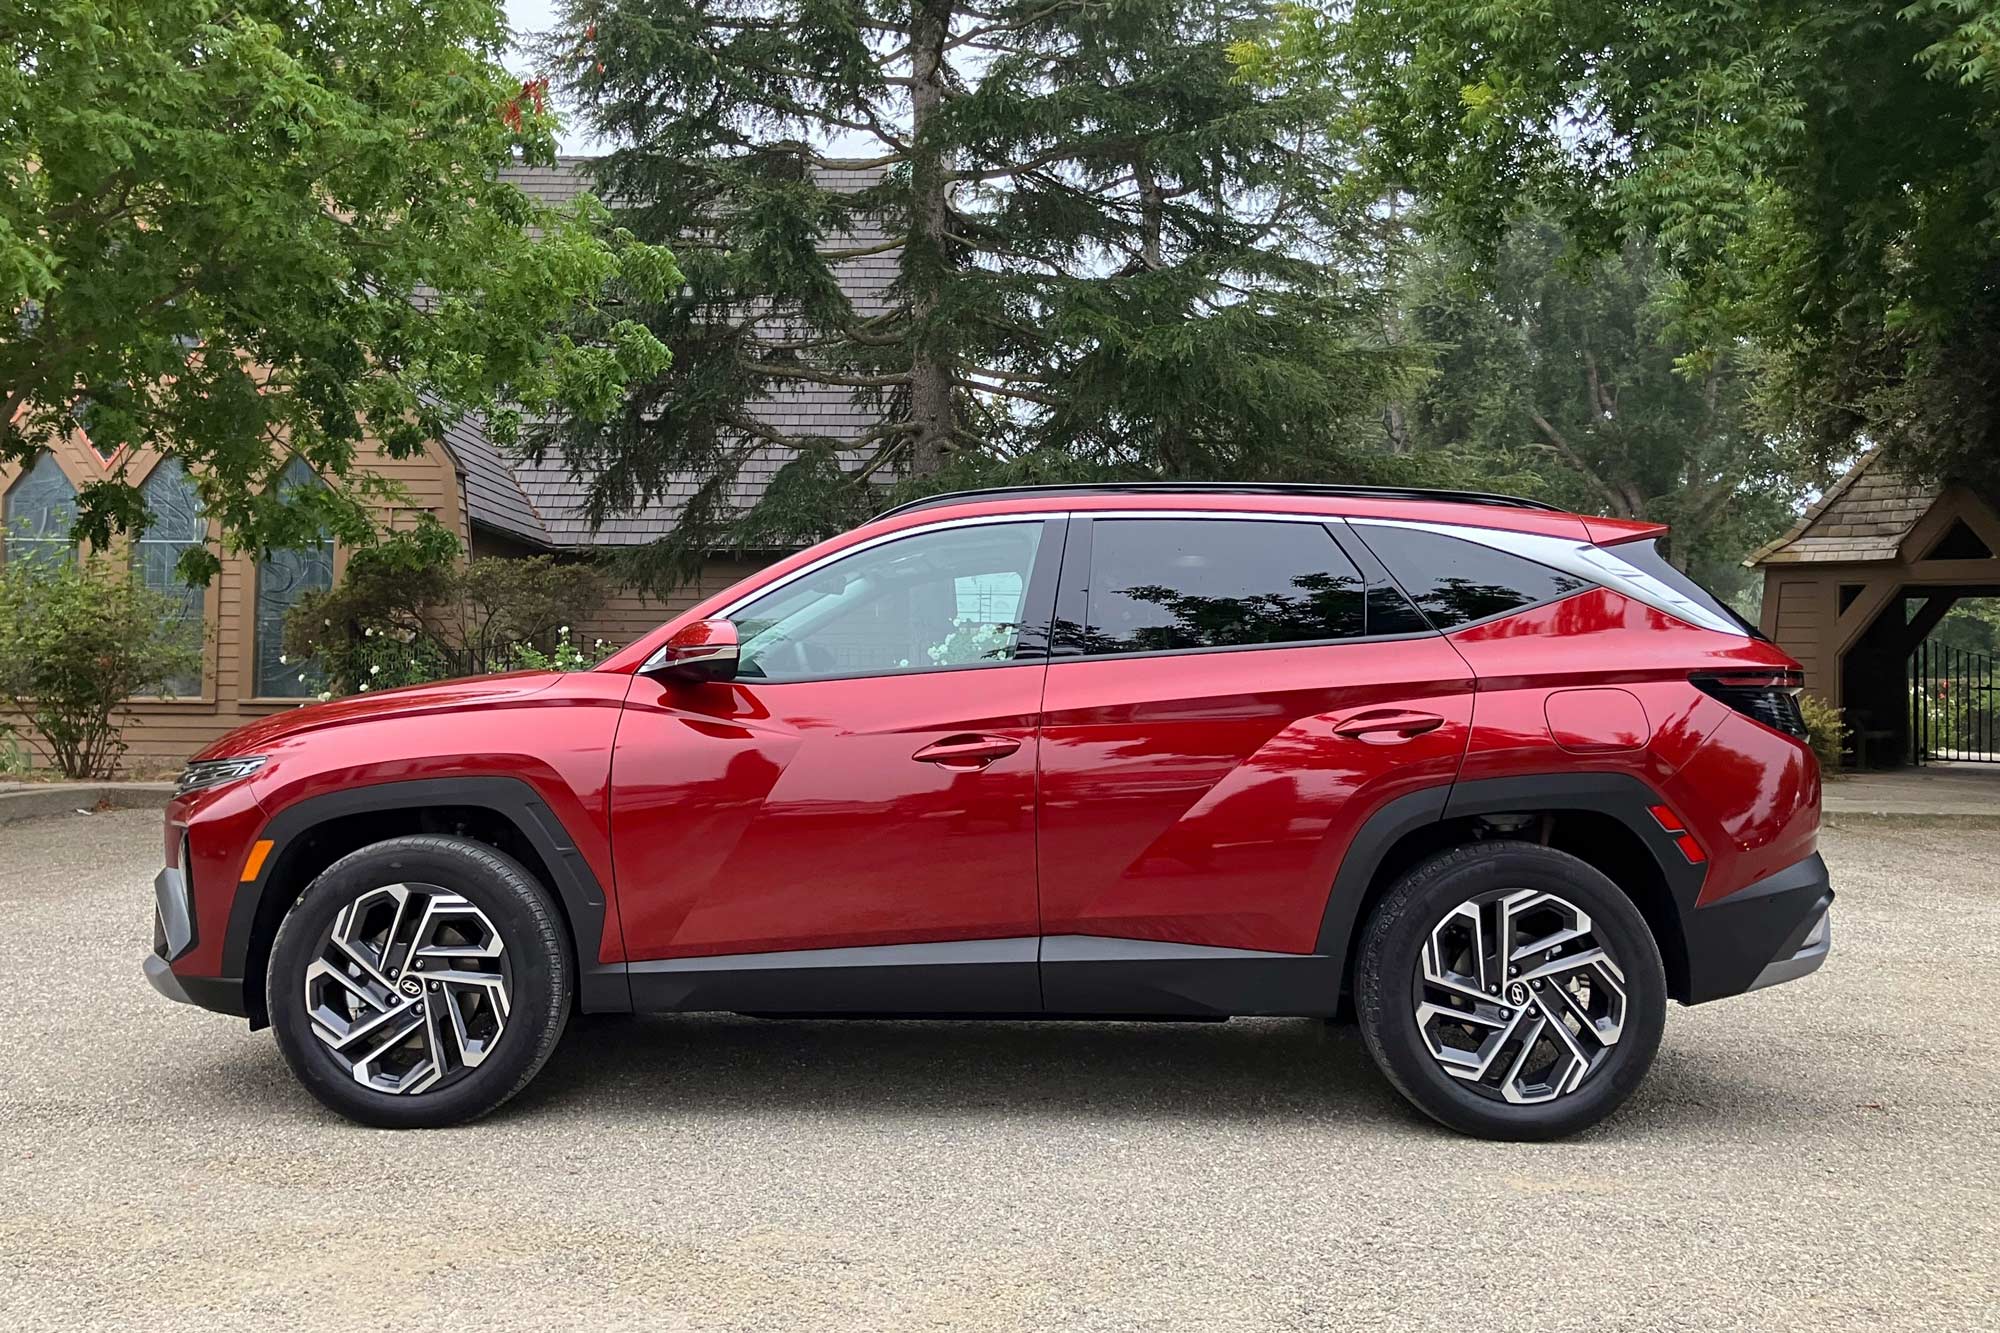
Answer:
[502,0,603,153]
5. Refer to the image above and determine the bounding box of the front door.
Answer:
[610,517,1063,1011]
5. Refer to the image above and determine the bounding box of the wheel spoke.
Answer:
[303,882,512,1097]
[1414,885,1629,1106]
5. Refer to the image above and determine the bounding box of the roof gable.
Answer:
[1748,450,1941,566]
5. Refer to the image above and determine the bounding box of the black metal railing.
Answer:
[1911,639,2000,764]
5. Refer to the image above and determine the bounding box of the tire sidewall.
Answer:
[267,838,570,1129]
[1360,844,1668,1140]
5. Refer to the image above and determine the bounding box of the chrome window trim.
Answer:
[1348,518,1748,637]
[685,509,1746,668]
[713,506,1467,629]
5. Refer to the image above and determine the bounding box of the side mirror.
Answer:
[641,617,739,683]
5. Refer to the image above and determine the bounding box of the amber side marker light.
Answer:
[1646,804,1707,865]
[240,839,275,882]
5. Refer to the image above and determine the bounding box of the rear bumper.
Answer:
[1681,852,1834,1004]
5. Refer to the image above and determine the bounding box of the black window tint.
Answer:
[1364,579,1431,636]
[1358,526,1589,629]
[1082,519,1365,654]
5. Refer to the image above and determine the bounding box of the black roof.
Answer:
[874,481,1566,520]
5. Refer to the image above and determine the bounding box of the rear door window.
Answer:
[1077,518,1367,654]
[1354,524,1590,630]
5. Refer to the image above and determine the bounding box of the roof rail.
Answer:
[873,481,1566,521]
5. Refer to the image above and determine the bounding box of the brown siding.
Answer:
[572,559,772,657]
[1770,579,1826,699]
[1,432,468,775]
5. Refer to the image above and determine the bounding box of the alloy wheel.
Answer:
[1412,888,1628,1104]
[302,883,512,1095]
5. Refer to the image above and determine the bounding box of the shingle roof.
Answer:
[436,411,547,546]
[1747,449,1940,566]
[452,156,898,549]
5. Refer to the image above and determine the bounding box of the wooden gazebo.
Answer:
[1749,450,2000,766]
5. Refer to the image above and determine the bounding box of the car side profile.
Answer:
[146,483,1832,1139]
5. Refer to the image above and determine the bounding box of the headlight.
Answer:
[176,756,268,794]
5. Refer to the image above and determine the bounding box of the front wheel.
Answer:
[1356,842,1667,1140]
[266,835,572,1128]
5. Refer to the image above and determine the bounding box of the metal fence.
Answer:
[1911,639,2000,763]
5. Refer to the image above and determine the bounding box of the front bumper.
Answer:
[1681,851,1834,1004]
[145,859,248,1016]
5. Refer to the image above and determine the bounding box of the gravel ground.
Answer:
[1,810,1995,1332]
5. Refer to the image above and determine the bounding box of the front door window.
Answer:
[732,521,1048,682]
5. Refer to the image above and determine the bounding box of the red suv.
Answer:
[147,484,1831,1138]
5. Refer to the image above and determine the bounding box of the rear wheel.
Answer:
[266,835,572,1128]
[1356,842,1666,1140]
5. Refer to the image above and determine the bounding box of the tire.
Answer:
[1356,841,1667,1141]
[267,835,573,1129]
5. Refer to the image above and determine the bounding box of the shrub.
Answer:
[285,520,614,696]
[0,556,203,778]
[1798,692,1847,774]
[0,722,30,777]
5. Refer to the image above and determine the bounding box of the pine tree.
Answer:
[536,0,1424,587]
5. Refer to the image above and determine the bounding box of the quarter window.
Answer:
[133,458,207,697]
[1355,525,1590,629]
[733,521,1047,682]
[3,452,78,568]
[1079,519,1366,654]
[255,458,335,698]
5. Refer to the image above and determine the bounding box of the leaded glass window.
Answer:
[3,452,78,567]
[133,458,207,697]
[255,458,334,698]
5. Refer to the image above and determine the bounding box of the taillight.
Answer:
[1693,672,1808,741]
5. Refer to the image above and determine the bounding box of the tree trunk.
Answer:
[905,0,956,478]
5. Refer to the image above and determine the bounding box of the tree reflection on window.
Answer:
[1081,519,1369,654]
[1355,526,1589,630]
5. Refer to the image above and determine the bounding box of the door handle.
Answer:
[912,733,1022,770]
[1332,710,1446,743]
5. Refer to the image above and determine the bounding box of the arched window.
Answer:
[3,452,79,568]
[255,458,335,698]
[133,458,207,697]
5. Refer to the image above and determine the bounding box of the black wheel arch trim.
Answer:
[1314,772,1708,993]
[223,776,630,1021]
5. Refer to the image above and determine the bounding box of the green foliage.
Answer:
[537,0,1428,591]
[2,0,679,578]
[0,555,202,778]
[1798,692,1849,775]
[0,721,30,777]
[506,626,615,673]
[1908,674,1996,764]
[1246,0,2000,490]
[1387,222,1809,599]
[1929,599,2000,656]
[285,521,612,695]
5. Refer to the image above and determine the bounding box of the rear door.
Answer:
[1035,514,1473,970]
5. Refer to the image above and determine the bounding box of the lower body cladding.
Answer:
[146,850,1833,1023]
[624,935,1344,1018]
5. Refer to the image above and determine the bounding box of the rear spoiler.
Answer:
[1582,516,1670,546]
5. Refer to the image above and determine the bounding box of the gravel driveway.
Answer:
[1,809,1994,1331]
